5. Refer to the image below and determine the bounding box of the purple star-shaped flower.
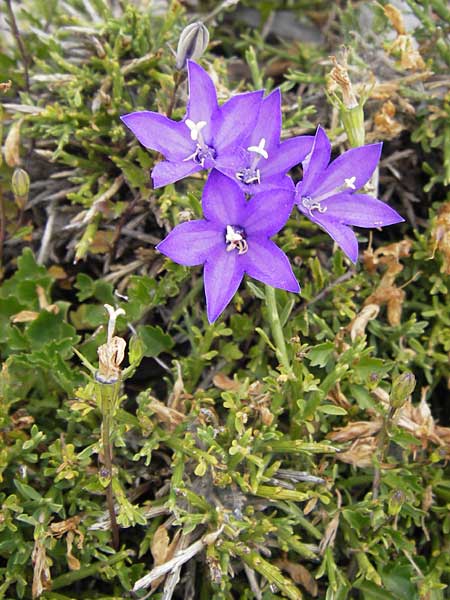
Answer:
[156,170,300,323]
[216,88,314,194]
[120,61,264,189]
[295,126,404,263]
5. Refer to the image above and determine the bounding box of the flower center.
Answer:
[183,119,217,167]
[301,176,357,216]
[225,225,248,255]
[235,138,268,186]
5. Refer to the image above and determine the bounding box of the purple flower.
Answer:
[157,170,300,323]
[216,88,314,194]
[120,61,264,189]
[295,126,404,263]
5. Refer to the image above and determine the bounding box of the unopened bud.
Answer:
[176,22,209,70]
[390,372,416,409]
[12,168,30,201]
[388,489,405,516]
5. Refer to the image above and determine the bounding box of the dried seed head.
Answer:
[391,372,416,409]
[96,336,126,384]
[96,304,126,384]
[12,167,30,200]
[176,22,209,70]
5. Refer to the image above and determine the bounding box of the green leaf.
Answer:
[308,342,335,367]
[317,404,348,415]
[137,325,174,357]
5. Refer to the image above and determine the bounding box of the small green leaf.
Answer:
[137,325,174,357]
[317,404,348,415]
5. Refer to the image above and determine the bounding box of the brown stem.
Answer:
[101,408,120,550]
[4,0,31,93]
[166,70,185,119]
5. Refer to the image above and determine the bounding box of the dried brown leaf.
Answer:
[213,372,241,391]
[327,420,382,443]
[319,513,340,555]
[276,559,318,596]
[150,526,182,590]
[374,100,404,138]
[0,80,12,93]
[432,203,450,274]
[349,304,380,341]
[149,398,184,430]
[32,540,52,598]
[66,530,80,571]
[337,438,384,468]
[4,119,22,167]
[383,4,406,35]
[11,310,40,323]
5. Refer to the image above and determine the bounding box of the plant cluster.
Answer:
[0,1,449,600]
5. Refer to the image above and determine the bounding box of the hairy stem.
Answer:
[264,285,292,375]
[99,382,121,550]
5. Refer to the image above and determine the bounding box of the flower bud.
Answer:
[175,22,209,70]
[12,167,30,199]
[388,489,405,516]
[390,372,416,409]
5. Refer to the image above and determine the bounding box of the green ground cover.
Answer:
[0,1,450,598]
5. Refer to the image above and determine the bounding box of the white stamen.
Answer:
[104,304,126,344]
[302,196,327,217]
[345,176,356,190]
[225,225,248,255]
[247,138,268,160]
[185,119,207,141]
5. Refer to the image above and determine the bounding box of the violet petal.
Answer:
[202,170,247,226]
[242,238,300,292]
[322,193,405,227]
[213,91,264,154]
[312,214,359,263]
[186,60,219,127]
[299,126,331,193]
[243,189,295,237]
[204,248,244,323]
[151,160,202,188]
[248,88,281,152]
[156,220,222,266]
[314,143,382,198]
[262,135,315,178]
[120,112,194,160]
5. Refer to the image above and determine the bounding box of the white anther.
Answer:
[302,196,327,217]
[344,176,356,190]
[185,119,207,141]
[225,226,248,255]
[225,225,243,244]
[104,304,126,344]
[247,137,268,160]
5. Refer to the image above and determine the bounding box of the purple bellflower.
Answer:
[156,170,300,323]
[120,61,264,189]
[217,88,314,194]
[295,126,404,263]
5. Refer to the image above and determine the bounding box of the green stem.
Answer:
[264,285,292,374]
[99,381,121,550]
[51,550,131,590]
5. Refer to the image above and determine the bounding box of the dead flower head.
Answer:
[96,304,126,384]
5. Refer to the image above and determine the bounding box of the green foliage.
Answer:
[0,0,449,599]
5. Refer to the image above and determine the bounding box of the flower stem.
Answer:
[264,285,292,375]
[99,381,121,550]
